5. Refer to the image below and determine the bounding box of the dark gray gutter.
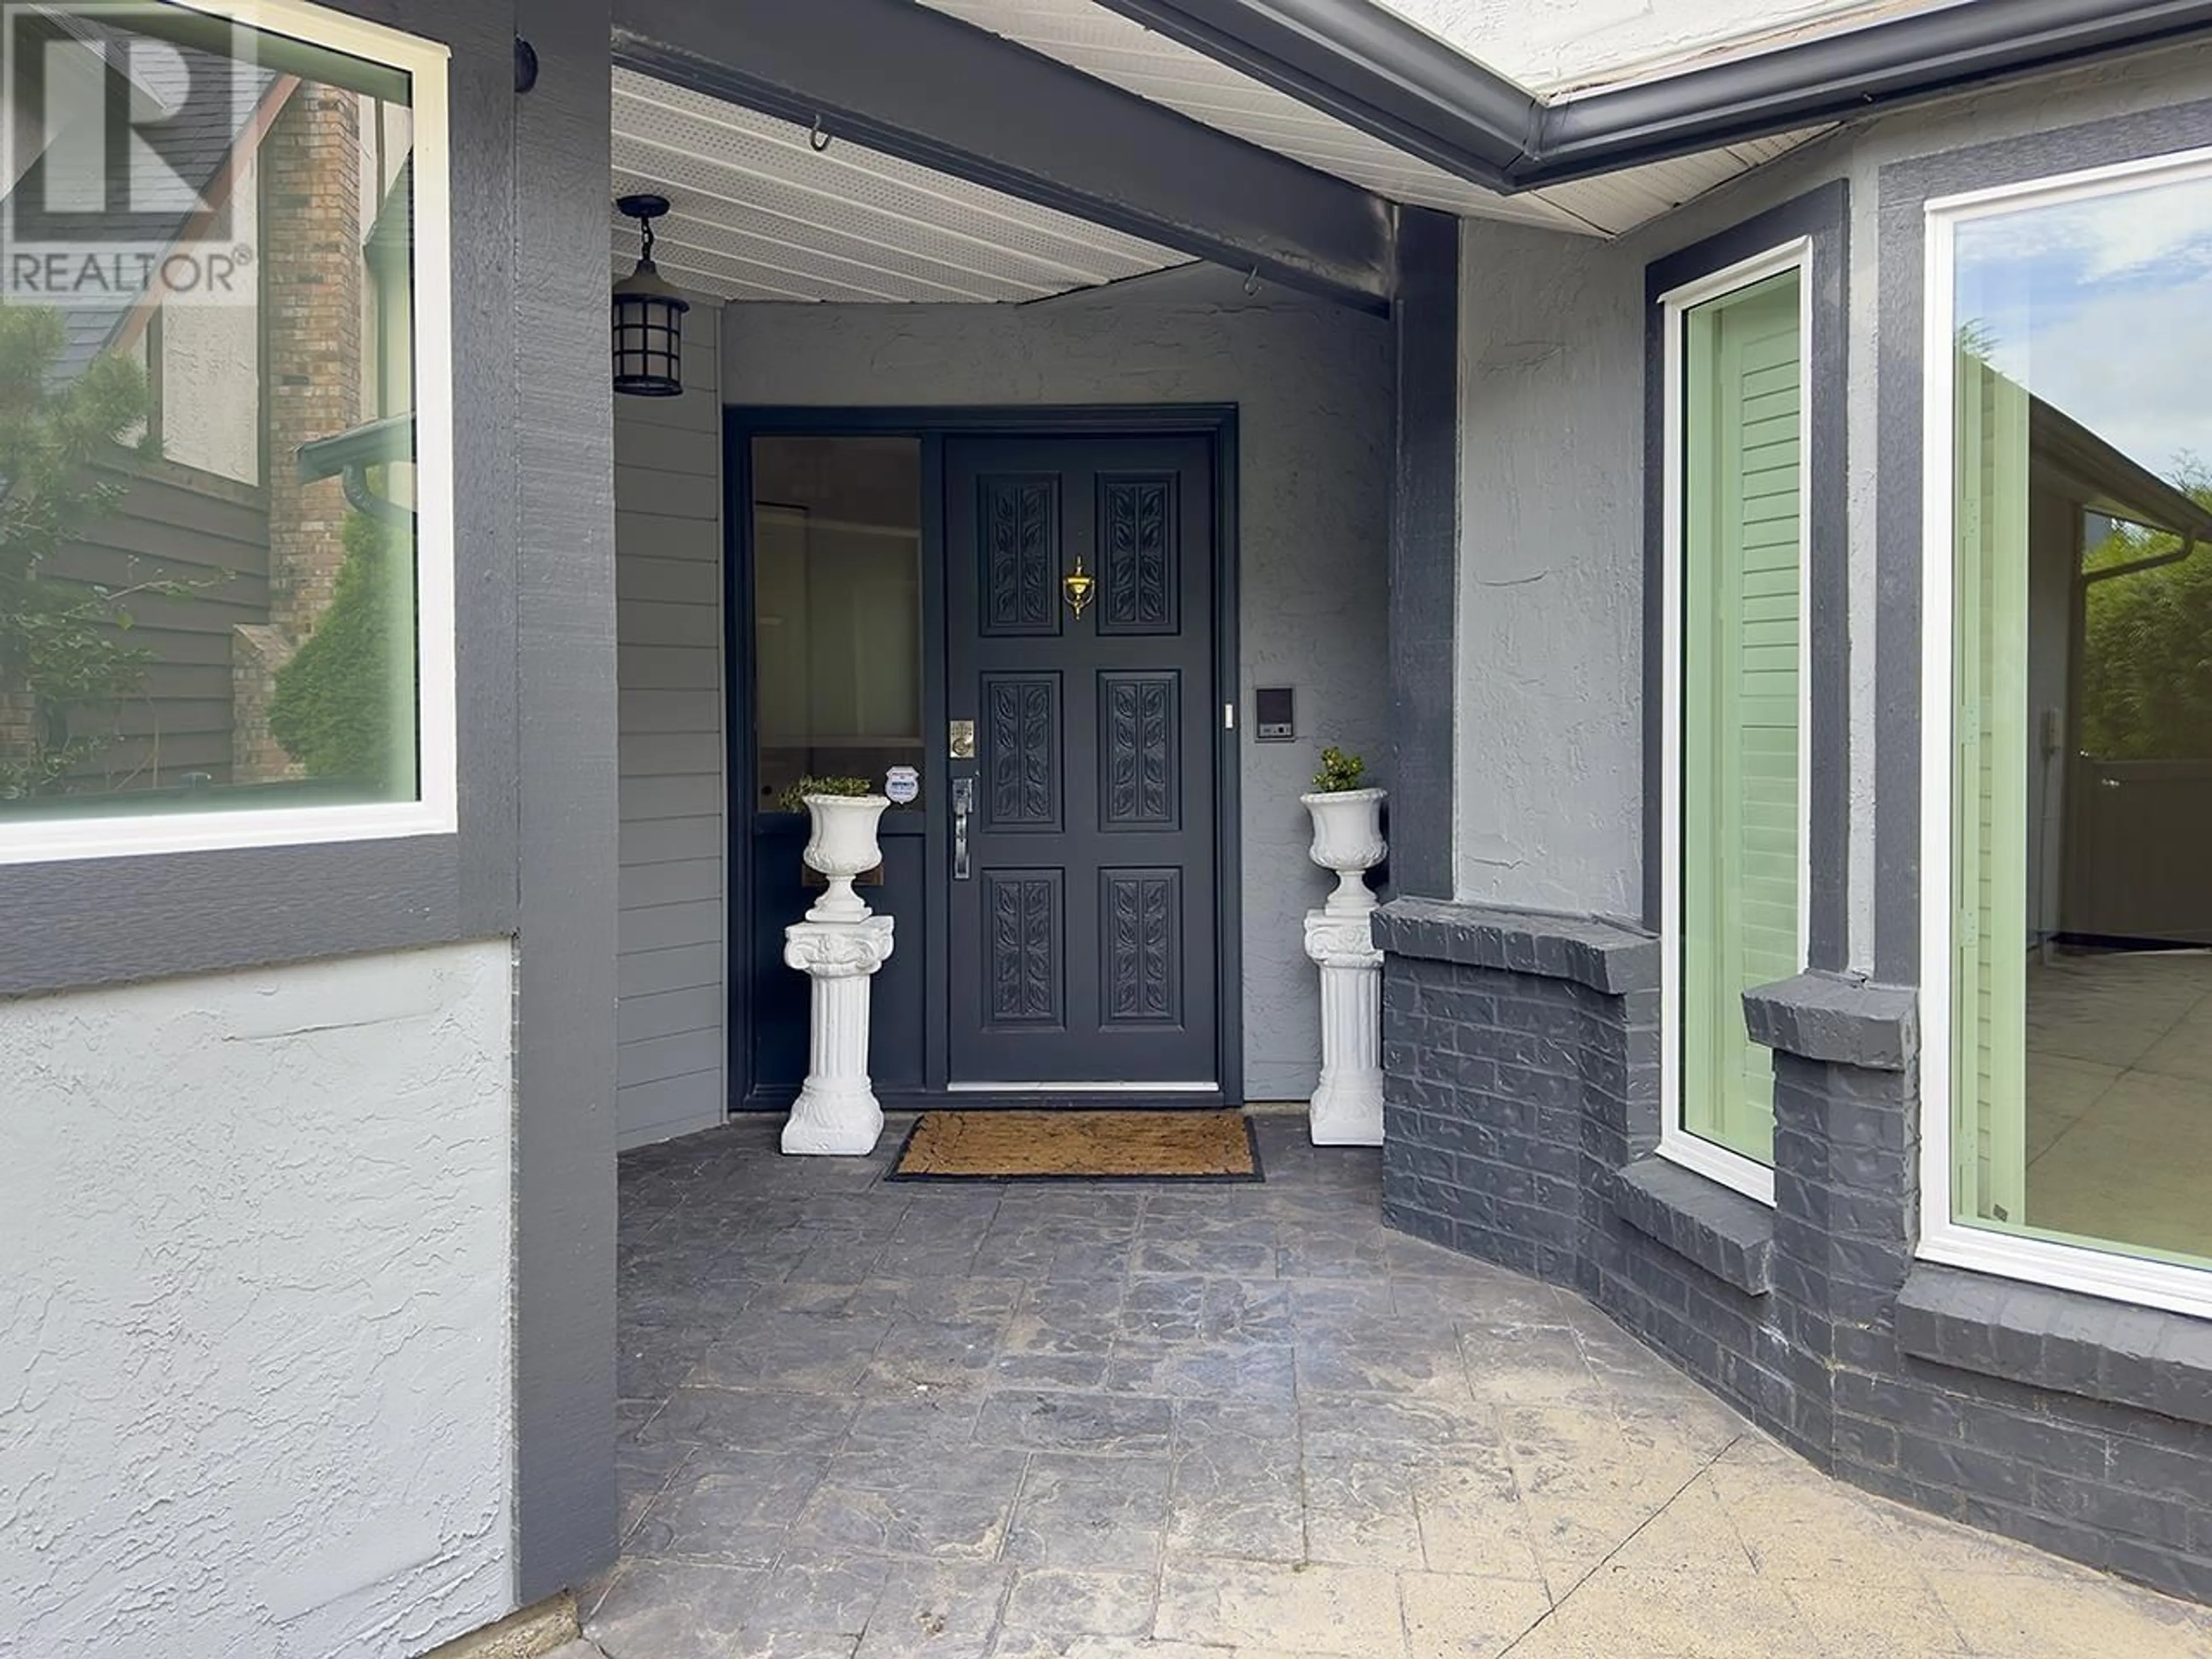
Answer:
[1093,0,2212,193]
[1092,0,1533,184]
[1533,0,2212,185]
[297,411,414,527]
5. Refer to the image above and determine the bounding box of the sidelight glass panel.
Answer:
[0,0,438,839]
[1677,266,1804,1172]
[751,435,923,808]
[1944,161,2212,1274]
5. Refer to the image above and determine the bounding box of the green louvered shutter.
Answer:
[1952,351,2031,1226]
[1682,270,1803,1166]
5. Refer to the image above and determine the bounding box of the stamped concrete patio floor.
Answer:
[590,1115,2212,1659]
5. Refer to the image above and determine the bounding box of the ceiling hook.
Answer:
[1243,266,1260,297]
[809,115,832,154]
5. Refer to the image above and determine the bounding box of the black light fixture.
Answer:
[612,193,688,397]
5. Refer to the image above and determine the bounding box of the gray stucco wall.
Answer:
[616,300,729,1150]
[0,944,518,1657]
[1450,37,2212,965]
[1454,221,1644,918]
[722,267,1393,1101]
[1452,158,1854,923]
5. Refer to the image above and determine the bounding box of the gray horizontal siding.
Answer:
[618,983,723,1043]
[47,456,273,788]
[619,940,721,999]
[615,419,719,478]
[618,645,719,691]
[620,772,721,820]
[618,599,722,650]
[618,555,719,606]
[620,734,719,779]
[619,813,721,865]
[615,464,719,524]
[618,688,719,733]
[619,899,721,955]
[620,857,722,909]
[615,301,727,1150]
[616,1072,727,1141]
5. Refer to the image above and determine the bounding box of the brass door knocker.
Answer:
[1062,554,1095,616]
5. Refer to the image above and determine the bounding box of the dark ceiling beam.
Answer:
[610,0,1392,312]
[1093,0,2212,192]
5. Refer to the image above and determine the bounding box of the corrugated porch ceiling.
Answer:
[611,67,1189,304]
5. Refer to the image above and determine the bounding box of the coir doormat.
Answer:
[889,1109,1263,1181]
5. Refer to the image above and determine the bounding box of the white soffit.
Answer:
[1531,126,1834,235]
[1363,0,1957,96]
[611,67,1187,302]
[915,0,1840,236]
[918,0,1580,229]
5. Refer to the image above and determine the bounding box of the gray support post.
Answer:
[1387,206,1461,898]
[513,0,620,1600]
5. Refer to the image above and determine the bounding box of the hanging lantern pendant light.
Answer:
[612,192,690,397]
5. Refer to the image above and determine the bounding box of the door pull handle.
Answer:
[952,776,975,880]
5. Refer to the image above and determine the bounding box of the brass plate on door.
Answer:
[949,719,975,759]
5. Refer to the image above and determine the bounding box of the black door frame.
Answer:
[724,403,1244,1111]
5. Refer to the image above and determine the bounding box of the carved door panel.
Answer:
[945,437,1217,1087]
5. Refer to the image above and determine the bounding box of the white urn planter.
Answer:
[801,793,891,922]
[1300,786,1387,1147]
[1302,787,1387,916]
[783,793,895,1156]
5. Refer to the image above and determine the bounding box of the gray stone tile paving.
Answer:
[586,1114,2212,1659]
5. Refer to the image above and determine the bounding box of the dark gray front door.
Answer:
[946,435,1218,1087]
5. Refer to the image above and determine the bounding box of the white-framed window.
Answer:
[1658,240,1813,1205]
[0,0,454,862]
[1920,146,2212,1319]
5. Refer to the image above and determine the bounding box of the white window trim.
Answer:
[1918,143,2212,1322]
[0,0,456,866]
[1656,238,1814,1208]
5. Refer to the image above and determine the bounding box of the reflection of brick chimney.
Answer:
[233,83,362,782]
[0,688,36,777]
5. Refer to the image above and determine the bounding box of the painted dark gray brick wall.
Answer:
[1376,897,2212,1604]
[1376,897,1657,1287]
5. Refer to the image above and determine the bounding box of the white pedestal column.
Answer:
[1304,907,1384,1146]
[781,915,896,1156]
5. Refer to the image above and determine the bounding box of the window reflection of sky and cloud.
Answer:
[1955,172,2212,481]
